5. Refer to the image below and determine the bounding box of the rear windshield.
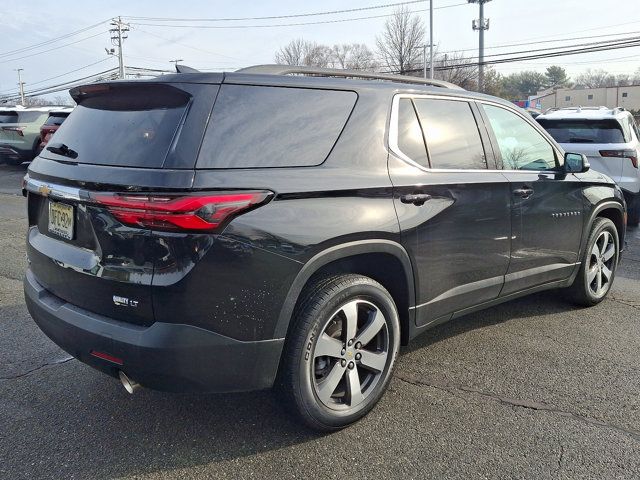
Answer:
[0,111,43,123]
[44,113,70,126]
[538,118,628,144]
[42,84,190,167]
[0,112,18,123]
[197,85,357,169]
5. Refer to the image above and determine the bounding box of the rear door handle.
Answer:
[513,187,534,199]
[400,193,431,206]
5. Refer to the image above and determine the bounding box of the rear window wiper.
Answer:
[568,137,594,143]
[46,143,78,159]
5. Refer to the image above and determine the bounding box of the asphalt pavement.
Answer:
[1,164,639,479]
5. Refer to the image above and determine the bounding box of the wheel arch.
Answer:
[273,240,416,346]
[586,201,626,254]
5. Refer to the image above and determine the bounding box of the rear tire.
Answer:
[567,217,619,306]
[278,274,400,431]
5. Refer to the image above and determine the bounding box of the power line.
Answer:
[128,3,468,29]
[0,20,109,59]
[0,31,107,64]
[123,1,429,22]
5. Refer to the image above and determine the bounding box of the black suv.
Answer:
[24,65,626,431]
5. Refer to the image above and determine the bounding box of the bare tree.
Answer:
[275,38,332,67]
[434,52,479,90]
[331,43,377,70]
[574,69,617,88]
[376,6,425,74]
[23,97,53,107]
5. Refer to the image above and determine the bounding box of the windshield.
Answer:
[538,118,627,144]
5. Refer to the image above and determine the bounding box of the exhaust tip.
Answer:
[118,370,140,394]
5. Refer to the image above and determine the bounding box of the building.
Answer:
[536,85,640,111]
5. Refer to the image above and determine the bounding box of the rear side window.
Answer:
[413,98,487,170]
[44,113,69,126]
[197,85,356,169]
[42,84,190,168]
[396,98,428,167]
[537,118,627,144]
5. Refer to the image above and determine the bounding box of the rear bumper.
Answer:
[24,269,284,393]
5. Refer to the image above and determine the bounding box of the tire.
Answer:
[278,274,401,431]
[628,196,640,227]
[567,217,619,306]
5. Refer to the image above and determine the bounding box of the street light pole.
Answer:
[15,69,25,106]
[423,45,427,79]
[429,0,434,79]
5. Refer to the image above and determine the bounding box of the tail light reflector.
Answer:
[1,126,24,136]
[90,191,272,232]
[599,149,638,168]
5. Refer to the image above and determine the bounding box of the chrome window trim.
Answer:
[25,177,83,202]
[388,93,565,174]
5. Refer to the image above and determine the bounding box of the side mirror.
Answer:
[564,152,590,173]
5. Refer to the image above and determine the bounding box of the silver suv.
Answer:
[538,106,640,225]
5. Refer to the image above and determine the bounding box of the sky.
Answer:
[1,0,639,101]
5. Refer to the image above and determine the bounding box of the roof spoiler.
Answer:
[175,64,200,74]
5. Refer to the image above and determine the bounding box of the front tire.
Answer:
[278,274,400,431]
[567,217,619,306]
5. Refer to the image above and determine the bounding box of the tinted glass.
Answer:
[413,99,486,169]
[44,113,69,126]
[17,111,46,123]
[197,85,356,169]
[396,98,428,167]
[0,112,18,123]
[43,85,189,168]
[537,118,627,144]
[484,104,556,171]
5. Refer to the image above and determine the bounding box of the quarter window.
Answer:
[412,98,487,169]
[396,98,429,167]
[483,104,557,171]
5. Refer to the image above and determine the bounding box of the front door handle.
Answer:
[400,193,432,206]
[513,187,534,199]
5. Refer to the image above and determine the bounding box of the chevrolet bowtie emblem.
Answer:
[38,185,51,197]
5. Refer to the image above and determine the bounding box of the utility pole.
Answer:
[468,0,491,92]
[109,17,129,79]
[429,0,434,79]
[15,68,25,106]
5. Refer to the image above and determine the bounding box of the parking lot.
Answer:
[1,162,639,479]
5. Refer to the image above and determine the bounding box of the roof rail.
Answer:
[235,64,464,90]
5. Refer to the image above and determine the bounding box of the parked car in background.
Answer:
[537,106,640,225]
[37,107,74,156]
[0,107,62,165]
[23,66,626,431]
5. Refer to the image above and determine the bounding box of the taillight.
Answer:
[90,191,273,232]
[599,149,638,168]
[1,126,24,136]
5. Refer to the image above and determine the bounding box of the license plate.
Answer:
[48,201,74,240]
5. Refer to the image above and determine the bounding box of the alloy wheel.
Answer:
[587,230,616,297]
[311,299,389,411]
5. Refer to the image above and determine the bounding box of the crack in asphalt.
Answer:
[609,295,640,310]
[0,356,74,381]
[395,374,640,444]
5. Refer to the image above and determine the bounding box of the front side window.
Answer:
[483,104,557,171]
[413,98,486,169]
